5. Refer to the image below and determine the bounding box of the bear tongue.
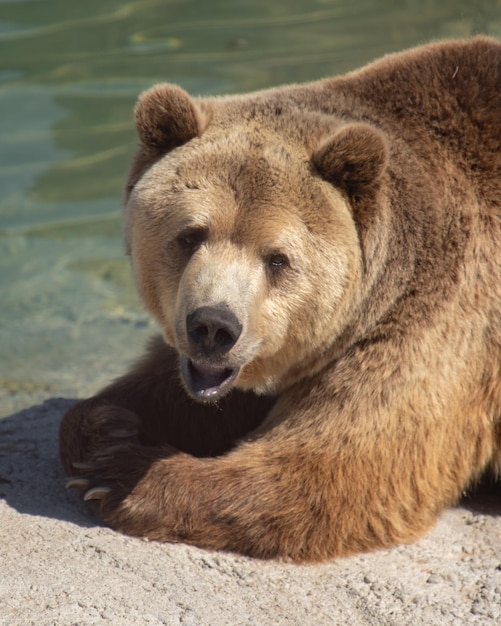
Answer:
[191,362,228,389]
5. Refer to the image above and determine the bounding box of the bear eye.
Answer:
[176,228,206,254]
[265,252,290,272]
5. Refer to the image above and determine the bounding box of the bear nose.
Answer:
[186,305,242,357]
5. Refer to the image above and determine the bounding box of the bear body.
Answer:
[60,37,501,561]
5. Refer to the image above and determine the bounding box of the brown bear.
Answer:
[60,36,501,562]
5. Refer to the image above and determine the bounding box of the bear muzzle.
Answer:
[181,305,243,401]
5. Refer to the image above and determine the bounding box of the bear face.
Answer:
[125,88,388,400]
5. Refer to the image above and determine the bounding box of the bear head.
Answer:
[124,84,388,401]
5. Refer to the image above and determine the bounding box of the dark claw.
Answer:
[109,428,137,439]
[72,461,97,471]
[93,444,130,460]
[121,412,141,426]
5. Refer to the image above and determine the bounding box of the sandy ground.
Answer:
[0,397,499,626]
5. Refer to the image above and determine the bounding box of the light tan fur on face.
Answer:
[127,127,361,392]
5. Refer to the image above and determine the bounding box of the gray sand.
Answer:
[0,397,499,625]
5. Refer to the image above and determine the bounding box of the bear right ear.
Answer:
[134,84,207,154]
[312,123,388,197]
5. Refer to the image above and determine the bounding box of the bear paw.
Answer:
[64,407,177,534]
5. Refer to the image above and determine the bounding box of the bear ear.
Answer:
[312,123,388,196]
[134,83,207,153]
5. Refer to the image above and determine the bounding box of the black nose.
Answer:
[186,305,242,357]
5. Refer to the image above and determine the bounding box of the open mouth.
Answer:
[180,355,240,401]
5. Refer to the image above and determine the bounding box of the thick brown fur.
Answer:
[60,37,501,562]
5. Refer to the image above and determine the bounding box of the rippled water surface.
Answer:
[1,0,500,413]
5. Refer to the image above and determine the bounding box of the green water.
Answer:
[1,0,500,414]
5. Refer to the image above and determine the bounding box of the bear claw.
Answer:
[66,477,91,490]
[93,444,130,460]
[84,487,112,501]
[72,461,96,471]
[109,428,137,438]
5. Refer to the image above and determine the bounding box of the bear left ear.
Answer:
[134,83,208,154]
[312,123,388,196]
